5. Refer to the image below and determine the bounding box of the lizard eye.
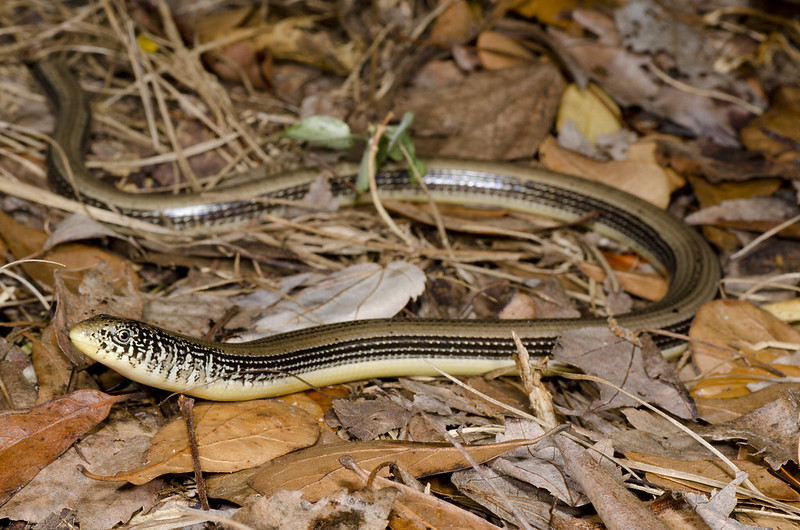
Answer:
[115,329,131,344]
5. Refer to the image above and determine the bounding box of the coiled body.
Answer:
[34,60,719,400]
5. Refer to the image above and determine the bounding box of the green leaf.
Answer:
[282,116,355,149]
[385,112,415,161]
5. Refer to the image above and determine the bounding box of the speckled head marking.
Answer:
[69,314,222,394]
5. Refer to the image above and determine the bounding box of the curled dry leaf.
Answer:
[249,439,535,502]
[0,390,126,507]
[86,399,319,485]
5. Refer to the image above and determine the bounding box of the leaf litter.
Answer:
[0,0,800,528]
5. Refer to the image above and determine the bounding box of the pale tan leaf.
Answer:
[88,400,319,485]
[235,261,425,340]
[540,136,677,208]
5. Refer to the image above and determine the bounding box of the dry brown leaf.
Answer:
[0,408,162,529]
[689,299,800,376]
[249,439,535,502]
[553,329,696,419]
[540,136,678,208]
[694,383,800,424]
[626,451,799,501]
[576,262,667,302]
[429,0,478,46]
[395,62,564,160]
[476,31,535,70]
[88,399,319,485]
[699,388,800,471]
[0,390,126,507]
[741,86,800,161]
[367,468,501,530]
[452,466,582,528]
[30,325,96,404]
[555,436,666,530]
[331,396,412,441]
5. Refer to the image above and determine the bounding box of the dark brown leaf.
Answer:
[0,390,125,506]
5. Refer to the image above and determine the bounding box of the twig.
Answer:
[177,395,211,512]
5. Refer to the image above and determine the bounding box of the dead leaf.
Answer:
[43,214,121,250]
[395,62,564,160]
[331,396,413,441]
[477,31,535,70]
[87,399,319,485]
[0,408,162,529]
[741,85,800,161]
[492,419,589,507]
[0,390,126,507]
[365,467,502,530]
[694,383,800,424]
[557,83,622,143]
[656,139,800,183]
[683,473,763,530]
[233,261,426,340]
[30,325,96,404]
[626,451,799,501]
[540,136,679,208]
[430,0,478,46]
[249,439,535,502]
[234,488,397,530]
[576,261,668,302]
[555,436,666,530]
[452,466,582,528]
[698,388,800,471]
[689,299,800,376]
[553,329,696,419]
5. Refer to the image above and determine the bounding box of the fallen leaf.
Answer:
[555,436,665,530]
[331,396,413,441]
[249,439,535,502]
[0,409,162,529]
[234,488,397,530]
[395,62,564,160]
[233,261,426,340]
[741,85,800,161]
[430,0,478,46]
[451,466,581,528]
[576,261,668,302]
[86,399,319,485]
[557,83,622,143]
[540,136,679,208]
[553,329,696,419]
[694,383,800,424]
[626,451,799,501]
[477,31,535,70]
[0,390,126,506]
[689,299,800,377]
[699,388,800,470]
[683,473,762,530]
[656,139,800,183]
